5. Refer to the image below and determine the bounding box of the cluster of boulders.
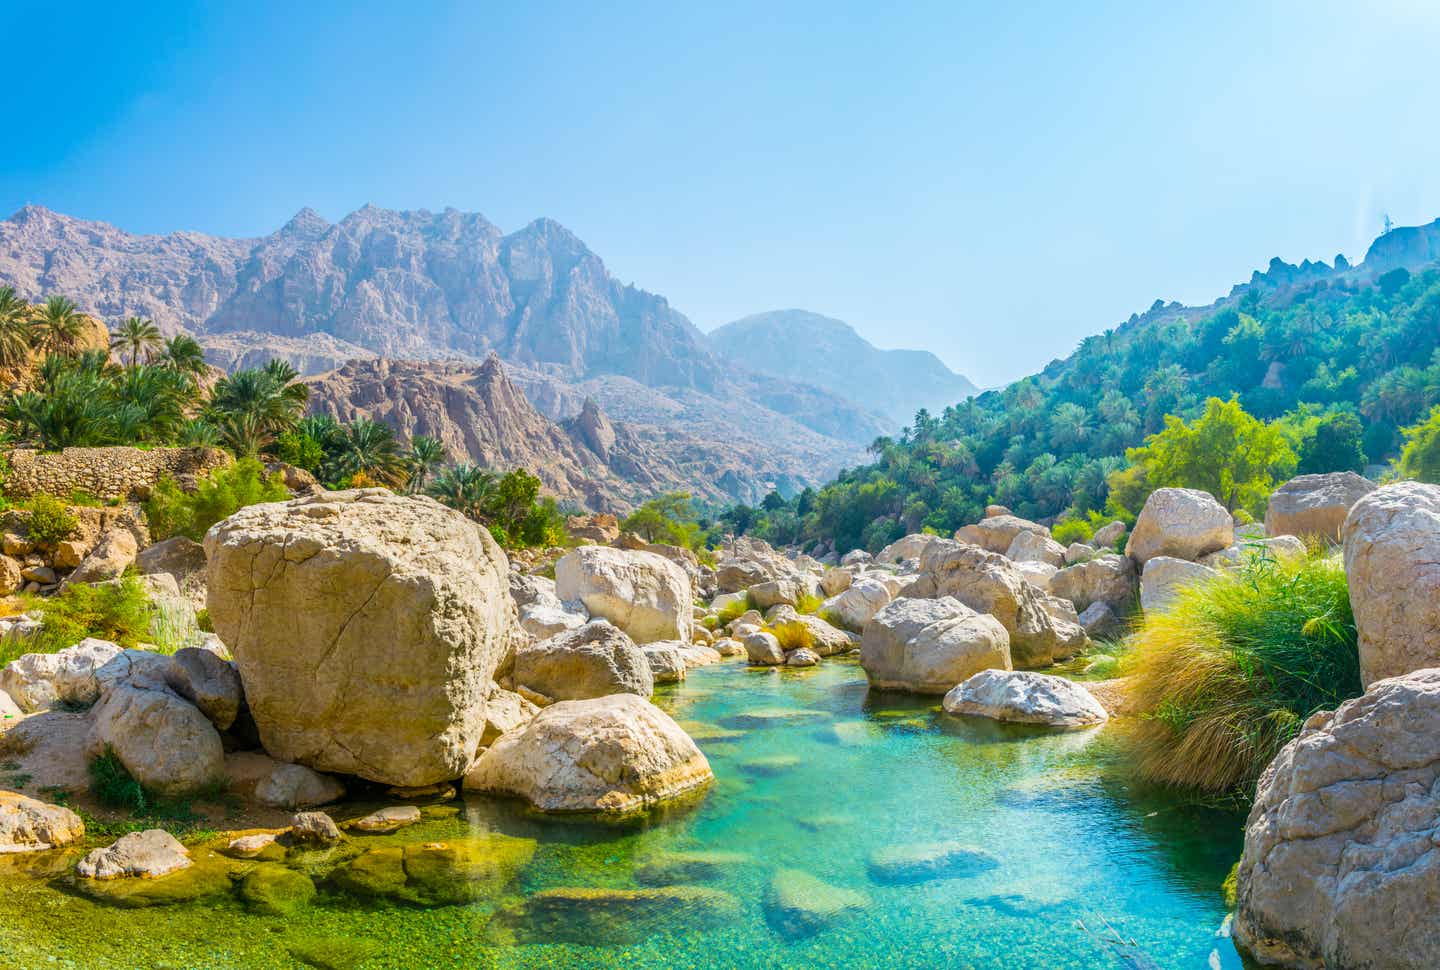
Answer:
[0,502,149,595]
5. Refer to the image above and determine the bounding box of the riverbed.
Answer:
[0,658,1248,969]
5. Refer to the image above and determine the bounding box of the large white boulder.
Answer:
[954,515,1049,555]
[1049,554,1136,612]
[860,597,1010,694]
[518,602,588,640]
[1125,487,1233,565]
[876,533,940,565]
[513,620,654,702]
[1139,556,1220,613]
[1343,481,1440,686]
[0,638,122,713]
[1234,669,1440,970]
[1266,471,1375,542]
[1005,531,1067,567]
[205,489,521,788]
[464,694,713,813]
[819,577,892,631]
[942,669,1107,728]
[555,546,692,644]
[905,540,1088,668]
[87,684,225,797]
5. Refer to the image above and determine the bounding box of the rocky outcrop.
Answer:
[1005,531,1066,567]
[954,515,1049,555]
[0,791,85,853]
[205,489,520,788]
[1234,669,1440,970]
[3,447,232,501]
[1125,488,1233,565]
[513,620,654,702]
[1139,556,1220,613]
[554,546,692,644]
[1265,471,1375,541]
[860,597,1010,694]
[1049,554,1136,612]
[942,669,1107,728]
[464,694,712,813]
[87,683,225,796]
[1342,481,1440,687]
[0,638,121,713]
[66,529,138,585]
[906,540,1088,667]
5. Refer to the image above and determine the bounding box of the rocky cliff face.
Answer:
[303,356,839,511]
[709,309,977,428]
[0,205,885,503]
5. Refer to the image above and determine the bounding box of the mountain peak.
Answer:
[281,207,330,237]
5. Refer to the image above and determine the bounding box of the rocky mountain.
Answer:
[304,356,838,511]
[709,309,978,427]
[0,204,894,504]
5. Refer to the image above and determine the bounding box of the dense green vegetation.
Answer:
[621,492,716,551]
[726,267,1440,551]
[0,290,572,550]
[17,574,158,660]
[1123,553,1360,795]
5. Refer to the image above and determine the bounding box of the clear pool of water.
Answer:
[0,658,1249,969]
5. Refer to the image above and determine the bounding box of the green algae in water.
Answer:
[0,662,1253,968]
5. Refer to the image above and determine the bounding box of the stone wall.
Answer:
[5,447,232,501]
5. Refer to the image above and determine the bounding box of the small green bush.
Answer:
[1051,517,1093,545]
[22,494,78,546]
[766,620,814,652]
[90,748,148,812]
[25,573,155,657]
[714,597,751,626]
[145,457,289,542]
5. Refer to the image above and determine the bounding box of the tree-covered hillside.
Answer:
[724,259,1440,554]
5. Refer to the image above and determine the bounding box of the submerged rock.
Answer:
[764,868,869,939]
[240,863,317,916]
[633,850,750,886]
[464,694,712,813]
[866,841,998,884]
[486,886,742,946]
[942,670,1108,728]
[332,835,536,906]
[290,812,342,846]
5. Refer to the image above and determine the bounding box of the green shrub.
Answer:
[90,747,148,812]
[22,494,78,546]
[766,620,814,652]
[795,592,824,615]
[714,598,751,626]
[1051,517,1093,545]
[25,573,155,658]
[145,457,288,542]
[1123,553,1360,794]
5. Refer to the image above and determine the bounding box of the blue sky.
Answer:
[4,1,1439,386]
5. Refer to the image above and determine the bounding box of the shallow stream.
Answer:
[0,658,1248,969]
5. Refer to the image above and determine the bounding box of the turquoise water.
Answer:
[0,657,1248,969]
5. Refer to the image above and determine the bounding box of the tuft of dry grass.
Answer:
[1122,553,1359,794]
[765,620,815,653]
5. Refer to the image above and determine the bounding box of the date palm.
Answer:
[426,463,497,520]
[111,317,164,368]
[406,435,447,492]
[0,287,33,368]
[331,418,407,487]
[158,334,209,379]
[207,360,309,439]
[33,296,85,356]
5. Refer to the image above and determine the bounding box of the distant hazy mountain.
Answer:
[0,204,893,504]
[708,309,977,428]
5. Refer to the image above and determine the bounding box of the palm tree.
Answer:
[0,287,33,368]
[426,463,497,520]
[207,362,308,439]
[331,418,407,487]
[158,334,208,379]
[406,436,447,493]
[33,296,84,356]
[111,317,163,368]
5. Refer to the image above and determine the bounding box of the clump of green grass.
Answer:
[795,592,824,615]
[21,573,155,659]
[90,748,148,812]
[1074,638,1132,680]
[1123,553,1360,794]
[715,597,752,626]
[148,595,202,655]
[765,620,814,652]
